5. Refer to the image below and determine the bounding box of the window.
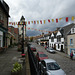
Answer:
[57,36,61,42]
[72,28,74,32]
[51,37,54,42]
[70,39,73,45]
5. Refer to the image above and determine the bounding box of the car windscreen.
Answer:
[47,62,60,70]
[39,54,47,57]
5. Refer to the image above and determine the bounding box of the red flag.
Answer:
[18,22,20,25]
[28,21,30,24]
[28,28,30,30]
[66,17,68,22]
[56,19,58,23]
[34,21,36,24]
[40,20,42,24]
[23,22,25,25]
[25,26,26,29]
[48,19,50,22]
[12,22,13,25]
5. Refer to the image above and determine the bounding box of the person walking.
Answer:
[70,51,73,60]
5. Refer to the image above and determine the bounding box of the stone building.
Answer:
[67,25,75,56]
[0,0,10,48]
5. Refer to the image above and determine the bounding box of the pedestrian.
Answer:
[70,51,73,60]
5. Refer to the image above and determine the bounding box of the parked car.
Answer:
[30,45,36,52]
[40,59,66,75]
[46,48,56,53]
[36,52,48,62]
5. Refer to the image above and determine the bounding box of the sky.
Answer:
[4,0,75,36]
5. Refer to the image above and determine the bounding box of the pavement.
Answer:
[56,50,75,60]
[0,46,31,75]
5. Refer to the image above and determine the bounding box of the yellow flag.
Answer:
[52,19,54,22]
[59,18,62,20]
[37,21,39,24]
[44,20,45,24]
[20,22,22,24]
[25,21,27,25]
[72,16,74,21]
[31,21,33,23]
[16,22,17,25]
[14,22,15,25]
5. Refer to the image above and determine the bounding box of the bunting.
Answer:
[59,18,62,20]
[72,16,74,21]
[8,16,75,26]
[28,21,30,24]
[56,19,58,23]
[48,19,50,22]
[31,21,33,23]
[40,20,42,24]
[52,19,54,22]
[34,21,36,24]
[44,20,45,24]
[37,21,39,24]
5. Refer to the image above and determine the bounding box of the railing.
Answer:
[27,44,40,75]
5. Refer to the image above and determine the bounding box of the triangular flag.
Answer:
[23,22,25,25]
[12,22,13,25]
[56,19,58,23]
[37,21,39,24]
[66,17,68,22]
[48,19,50,22]
[72,16,74,21]
[25,26,26,29]
[34,21,36,24]
[31,21,33,23]
[28,21,30,24]
[40,20,42,24]
[59,18,62,20]
[44,20,45,24]
[14,22,15,25]
[26,21,27,25]
[16,22,17,25]
[52,19,54,22]
[20,22,22,24]
[28,27,30,30]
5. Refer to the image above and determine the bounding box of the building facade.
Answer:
[67,25,75,56]
[0,0,10,48]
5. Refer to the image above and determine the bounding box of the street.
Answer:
[31,42,75,75]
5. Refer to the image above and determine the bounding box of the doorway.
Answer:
[61,45,63,52]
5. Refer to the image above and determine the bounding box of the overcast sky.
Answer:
[5,0,75,36]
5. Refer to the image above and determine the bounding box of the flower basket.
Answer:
[11,62,22,75]
[11,70,22,75]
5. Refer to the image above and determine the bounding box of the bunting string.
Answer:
[8,16,75,25]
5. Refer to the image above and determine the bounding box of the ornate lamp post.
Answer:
[19,15,26,57]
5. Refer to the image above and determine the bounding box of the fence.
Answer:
[27,44,40,75]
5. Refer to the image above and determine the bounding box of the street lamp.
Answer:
[19,15,26,57]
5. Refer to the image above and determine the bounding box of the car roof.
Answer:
[43,59,56,63]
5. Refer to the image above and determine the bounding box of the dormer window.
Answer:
[72,28,74,32]
[71,28,75,34]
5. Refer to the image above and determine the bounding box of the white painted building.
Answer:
[49,31,64,51]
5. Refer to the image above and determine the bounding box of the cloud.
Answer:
[5,0,75,36]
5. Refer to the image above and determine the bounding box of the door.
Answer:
[61,45,63,52]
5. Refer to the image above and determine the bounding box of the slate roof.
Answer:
[67,25,75,35]
[59,23,75,37]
